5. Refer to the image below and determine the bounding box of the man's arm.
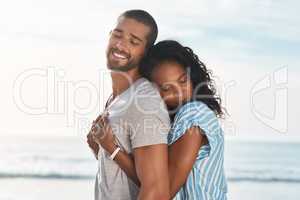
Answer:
[133,144,170,200]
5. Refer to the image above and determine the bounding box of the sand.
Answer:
[1,178,300,200]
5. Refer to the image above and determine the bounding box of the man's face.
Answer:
[106,17,150,72]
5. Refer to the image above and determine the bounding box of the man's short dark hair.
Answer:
[119,9,158,49]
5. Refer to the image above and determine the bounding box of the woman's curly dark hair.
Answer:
[139,40,224,118]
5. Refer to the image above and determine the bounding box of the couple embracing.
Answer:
[87,9,227,200]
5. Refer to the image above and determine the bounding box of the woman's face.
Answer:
[151,61,193,109]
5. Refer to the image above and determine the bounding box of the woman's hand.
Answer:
[91,114,117,154]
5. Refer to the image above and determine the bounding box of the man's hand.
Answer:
[91,115,117,154]
[86,114,103,159]
[87,130,99,159]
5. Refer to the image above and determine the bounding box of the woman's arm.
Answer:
[93,116,206,196]
[108,125,206,196]
[105,144,141,186]
[92,115,141,186]
[168,126,207,198]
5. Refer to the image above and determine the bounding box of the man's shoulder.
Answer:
[133,78,160,96]
[130,78,163,107]
[126,78,169,118]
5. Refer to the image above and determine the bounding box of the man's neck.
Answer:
[110,68,141,98]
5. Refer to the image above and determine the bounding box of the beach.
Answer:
[1,178,300,200]
[1,135,300,200]
[0,178,93,200]
[228,181,300,200]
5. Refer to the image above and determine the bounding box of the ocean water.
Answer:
[225,140,300,183]
[0,136,96,180]
[1,135,300,199]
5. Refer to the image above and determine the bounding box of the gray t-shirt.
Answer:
[95,78,171,200]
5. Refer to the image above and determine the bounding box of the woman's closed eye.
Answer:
[178,75,188,84]
[160,84,171,92]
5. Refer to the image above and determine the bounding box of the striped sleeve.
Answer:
[168,101,221,150]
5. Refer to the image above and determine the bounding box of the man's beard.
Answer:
[108,62,138,72]
[106,48,140,72]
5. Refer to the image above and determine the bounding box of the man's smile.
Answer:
[111,49,130,61]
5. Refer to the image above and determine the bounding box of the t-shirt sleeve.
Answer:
[169,101,222,151]
[127,86,171,149]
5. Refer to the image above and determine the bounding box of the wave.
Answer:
[2,172,300,183]
[1,139,300,184]
[226,167,300,183]
[0,172,94,180]
[227,177,300,183]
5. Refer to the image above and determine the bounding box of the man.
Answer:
[87,10,171,200]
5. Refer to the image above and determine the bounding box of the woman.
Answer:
[93,40,227,199]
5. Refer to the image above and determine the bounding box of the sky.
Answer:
[0,0,299,140]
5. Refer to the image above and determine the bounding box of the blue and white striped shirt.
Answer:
[168,101,227,200]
